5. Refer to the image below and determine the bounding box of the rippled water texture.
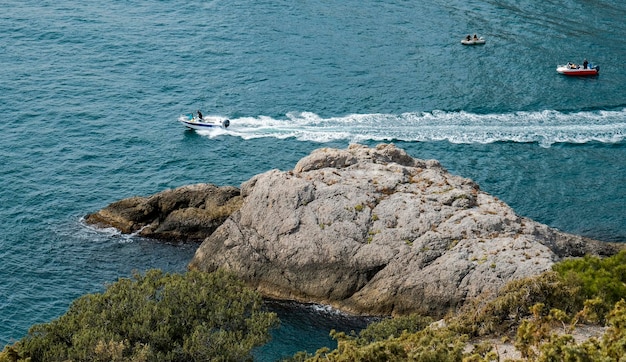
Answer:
[1,0,625,359]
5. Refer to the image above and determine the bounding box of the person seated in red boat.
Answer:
[567,62,579,69]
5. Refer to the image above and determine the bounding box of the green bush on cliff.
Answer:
[6,250,626,362]
[0,269,278,362]
[288,251,626,361]
[354,313,433,346]
[452,251,626,338]
[512,300,626,361]
[449,271,583,337]
[291,299,626,362]
[300,326,466,362]
[553,250,626,321]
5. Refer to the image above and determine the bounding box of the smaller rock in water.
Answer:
[85,183,242,242]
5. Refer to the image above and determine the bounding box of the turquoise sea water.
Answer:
[1,0,625,360]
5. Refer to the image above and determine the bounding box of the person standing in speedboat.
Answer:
[197,110,203,120]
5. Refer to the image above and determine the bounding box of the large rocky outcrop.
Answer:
[188,143,622,317]
[85,183,242,241]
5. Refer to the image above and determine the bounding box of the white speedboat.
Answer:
[556,62,599,76]
[178,114,230,130]
[461,37,485,45]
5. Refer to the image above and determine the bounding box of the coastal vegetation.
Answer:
[3,251,626,361]
[286,250,626,361]
[0,269,278,362]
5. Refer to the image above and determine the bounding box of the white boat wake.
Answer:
[196,109,626,147]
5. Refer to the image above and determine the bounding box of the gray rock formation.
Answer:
[189,143,622,317]
[85,183,242,241]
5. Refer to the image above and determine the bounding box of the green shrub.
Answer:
[355,314,433,346]
[449,271,582,337]
[601,299,626,360]
[511,300,626,361]
[303,326,466,362]
[285,250,626,362]
[553,250,626,320]
[2,269,278,362]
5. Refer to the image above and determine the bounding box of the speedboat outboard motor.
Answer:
[222,119,230,128]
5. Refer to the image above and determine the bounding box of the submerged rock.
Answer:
[188,144,622,317]
[85,183,242,241]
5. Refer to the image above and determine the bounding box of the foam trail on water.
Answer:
[207,109,626,146]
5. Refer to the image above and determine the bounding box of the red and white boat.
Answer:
[556,62,599,76]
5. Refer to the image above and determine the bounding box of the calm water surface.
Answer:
[1,0,625,360]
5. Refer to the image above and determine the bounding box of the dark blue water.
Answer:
[1,0,625,360]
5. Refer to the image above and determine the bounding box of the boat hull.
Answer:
[178,116,230,130]
[461,38,485,45]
